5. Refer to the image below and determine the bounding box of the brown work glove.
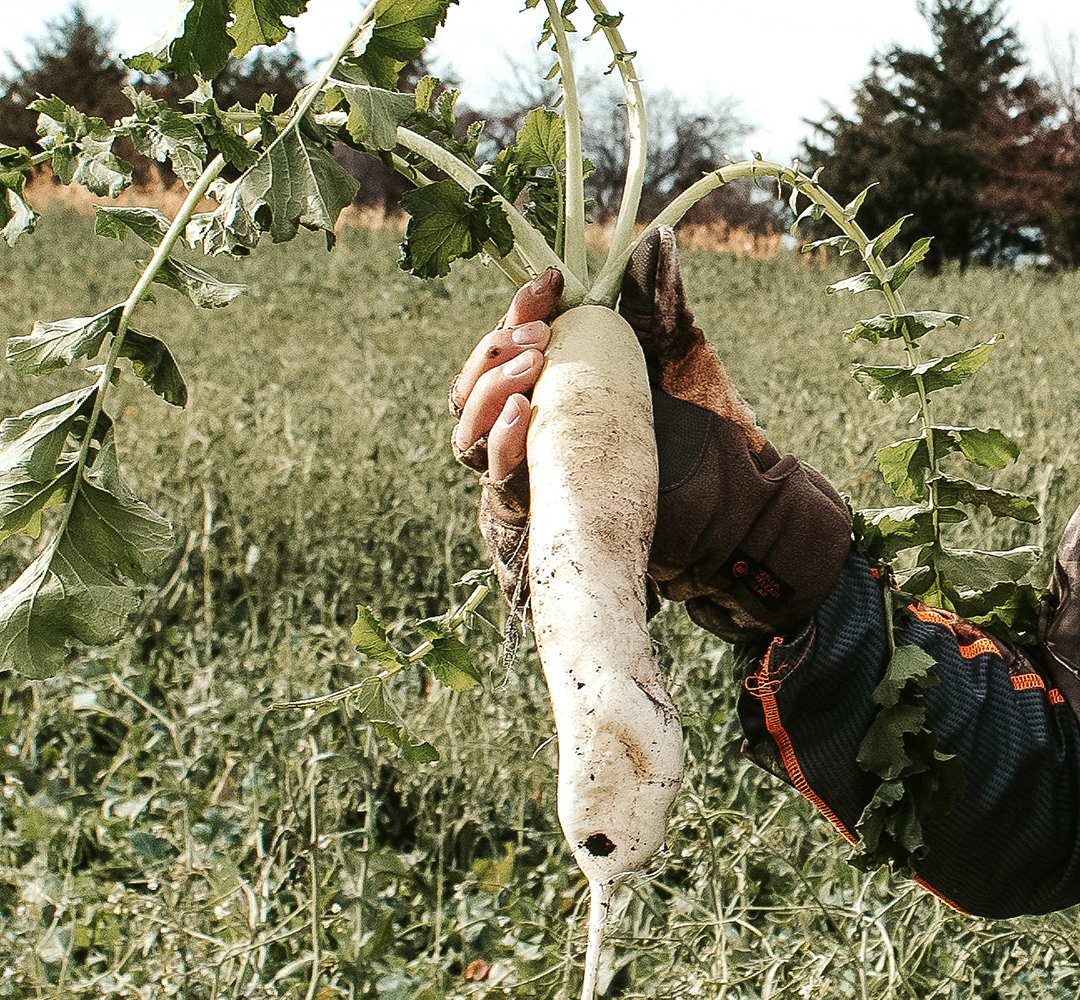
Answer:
[619,227,853,641]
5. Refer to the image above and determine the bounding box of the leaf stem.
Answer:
[543,0,588,284]
[644,158,942,549]
[582,0,648,307]
[269,584,490,711]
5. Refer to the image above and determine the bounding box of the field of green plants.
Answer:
[3,206,1080,998]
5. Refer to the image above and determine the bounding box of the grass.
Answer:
[2,207,1080,998]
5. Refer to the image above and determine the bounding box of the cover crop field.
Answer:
[3,208,1080,998]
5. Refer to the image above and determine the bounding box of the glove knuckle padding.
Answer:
[649,391,852,642]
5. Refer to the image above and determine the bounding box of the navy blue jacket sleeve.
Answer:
[736,551,1080,918]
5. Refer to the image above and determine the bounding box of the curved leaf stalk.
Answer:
[581,0,648,307]
[647,159,944,560]
[54,152,227,550]
[542,0,588,284]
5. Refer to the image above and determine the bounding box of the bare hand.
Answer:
[450,267,562,480]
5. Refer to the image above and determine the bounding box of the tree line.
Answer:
[2,1,1078,268]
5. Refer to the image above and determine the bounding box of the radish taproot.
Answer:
[528,305,683,994]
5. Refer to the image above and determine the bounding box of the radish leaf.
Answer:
[347,0,457,90]
[399,180,513,278]
[842,311,967,345]
[31,97,133,198]
[0,430,172,679]
[151,258,248,310]
[852,337,1001,402]
[228,0,309,58]
[127,0,233,79]
[188,128,359,255]
[328,83,417,151]
[7,308,122,376]
[415,619,481,690]
[95,206,172,245]
[119,330,189,407]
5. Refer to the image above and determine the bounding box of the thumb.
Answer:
[618,226,701,369]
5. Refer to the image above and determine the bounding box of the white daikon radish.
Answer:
[527,305,684,999]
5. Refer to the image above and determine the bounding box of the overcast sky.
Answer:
[4,0,1078,161]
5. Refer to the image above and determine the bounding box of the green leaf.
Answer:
[1,182,37,247]
[865,215,910,260]
[931,474,1040,523]
[32,97,133,198]
[876,426,1018,503]
[228,0,308,58]
[349,673,440,763]
[351,606,405,669]
[195,102,260,172]
[0,387,97,490]
[827,271,882,296]
[842,311,967,345]
[959,582,1046,638]
[934,545,1041,593]
[885,236,933,290]
[870,643,940,710]
[189,128,359,255]
[370,721,441,763]
[328,83,416,151]
[127,0,234,78]
[800,233,860,256]
[858,700,928,778]
[349,0,457,90]
[852,337,1001,403]
[877,437,931,503]
[399,180,514,279]
[119,88,208,188]
[151,258,248,309]
[0,431,172,679]
[854,506,966,563]
[6,307,123,376]
[936,425,1018,470]
[95,206,172,246]
[415,620,481,690]
[842,183,876,222]
[118,330,189,407]
[514,108,566,170]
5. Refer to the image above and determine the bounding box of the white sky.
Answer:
[4,0,1078,161]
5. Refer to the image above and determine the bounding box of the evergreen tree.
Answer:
[804,0,1052,269]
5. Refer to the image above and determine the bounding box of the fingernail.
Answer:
[537,267,562,292]
[503,354,533,377]
[512,321,544,345]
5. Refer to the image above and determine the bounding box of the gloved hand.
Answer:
[617,227,853,641]
[451,227,853,641]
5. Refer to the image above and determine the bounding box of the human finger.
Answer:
[487,393,533,481]
[449,268,561,417]
[453,348,545,457]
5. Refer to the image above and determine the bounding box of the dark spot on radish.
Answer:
[486,346,502,361]
[583,833,616,857]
